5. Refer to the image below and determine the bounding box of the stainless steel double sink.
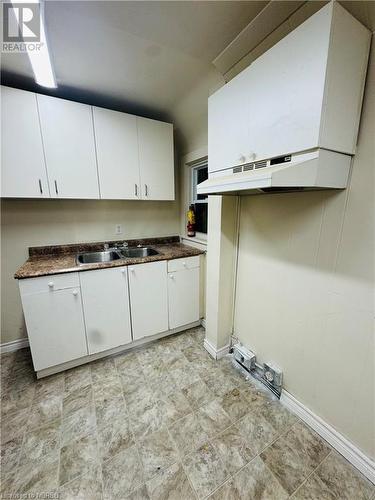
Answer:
[76,247,159,265]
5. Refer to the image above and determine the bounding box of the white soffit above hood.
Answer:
[197,149,351,196]
[213,0,306,76]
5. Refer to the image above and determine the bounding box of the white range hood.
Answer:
[200,3,370,196]
[197,149,352,196]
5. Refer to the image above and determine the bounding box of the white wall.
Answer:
[172,68,224,156]
[205,196,238,351]
[170,1,374,461]
[1,198,180,344]
[234,43,375,459]
[171,3,374,461]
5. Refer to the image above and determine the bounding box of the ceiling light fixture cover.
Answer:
[11,0,56,88]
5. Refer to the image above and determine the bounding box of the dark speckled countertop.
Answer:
[15,236,205,279]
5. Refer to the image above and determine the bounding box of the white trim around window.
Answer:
[180,147,208,244]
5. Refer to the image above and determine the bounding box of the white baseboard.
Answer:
[0,338,29,354]
[200,318,206,329]
[203,338,230,360]
[280,390,375,485]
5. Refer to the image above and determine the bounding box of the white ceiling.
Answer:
[1,0,268,120]
[2,0,373,125]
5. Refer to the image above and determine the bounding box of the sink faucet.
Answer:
[122,241,128,248]
[104,243,109,250]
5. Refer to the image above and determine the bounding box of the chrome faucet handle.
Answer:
[104,243,110,250]
[137,244,142,248]
[122,242,128,248]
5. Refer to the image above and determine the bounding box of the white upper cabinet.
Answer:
[208,2,370,173]
[37,94,100,199]
[317,4,371,153]
[1,87,50,198]
[1,87,175,200]
[137,117,174,200]
[246,5,331,162]
[208,69,251,174]
[93,107,141,199]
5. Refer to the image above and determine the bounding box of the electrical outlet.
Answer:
[115,224,122,235]
[263,362,283,389]
[233,344,256,372]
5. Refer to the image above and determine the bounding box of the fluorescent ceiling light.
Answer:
[11,0,56,88]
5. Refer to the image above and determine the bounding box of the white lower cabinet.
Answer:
[79,267,132,354]
[128,261,169,340]
[168,257,200,329]
[19,257,200,374]
[19,274,88,371]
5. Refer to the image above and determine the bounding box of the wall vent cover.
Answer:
[243,163,254,171]
[254,160,268,169]
[233,166,243,174]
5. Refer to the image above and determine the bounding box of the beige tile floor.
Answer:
[1,326,374,499]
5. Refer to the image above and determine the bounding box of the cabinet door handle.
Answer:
[144,184,148,197]
[169,274,175,279]
[130,268,134,274]
[121,269,126,274]
[54,180,59,195]
[48,282,54,288]
[72,290,78,296]
[134,184,138,197]
[38,179,43,194]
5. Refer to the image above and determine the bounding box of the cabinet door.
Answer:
[128,261,168,340]
[208,69,250,174]
[137,117,174,200]
[246,8,330,161]
[37,94,99,199]
[168,268,200,329]
[19,286,88,371]
[93,107,141,199]
[80,267,132,354]
[1,86,50,198]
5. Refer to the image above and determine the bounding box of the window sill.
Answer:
[180,235,207,248]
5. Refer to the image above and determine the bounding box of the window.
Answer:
[191,160,208,234]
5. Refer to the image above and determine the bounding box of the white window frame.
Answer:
[190,159,208,237]
[191,159,208,204]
